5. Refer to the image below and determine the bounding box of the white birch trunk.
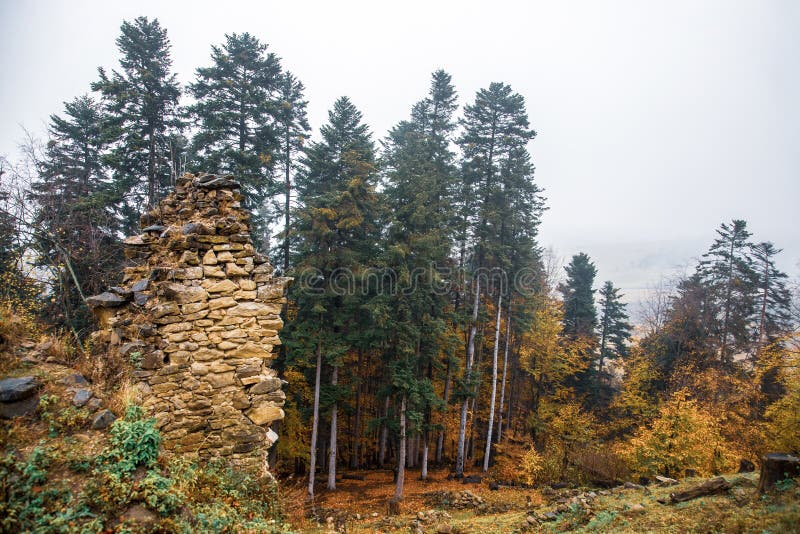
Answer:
[456,277,480,477]
[307,342,323,500]
[497,305,511,443]
[483,292,502,471]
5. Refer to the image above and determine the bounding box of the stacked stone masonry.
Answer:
[88,173,290,474]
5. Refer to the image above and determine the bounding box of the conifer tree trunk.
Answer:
[757,250,770,350]
[457,278,480,477]
[720,238,735,363]
[351,350,364,469]
[497,304,511,443]
[379,396,390,466]
[147,130,156,208]
[421,431,429,480]
[483,292,502,471]
[307,342,323,500]
[327,365,338,490]
[394,395,407,500]
[283,130,291,272]
[436,357,452,463]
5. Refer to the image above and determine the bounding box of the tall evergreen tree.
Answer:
[30,95,120,331]
[455,82,540,476]
[559,253,599,404]
[92,16,182,229]
[188,32,283,249]
[560,253,598,340]
[381,70,459,490]
[597,281,632,370]
[285,97,381,498]
[697,219,758,365]
[595,281,632,406]
[751,242,792,351]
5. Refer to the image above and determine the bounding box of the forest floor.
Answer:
[1,326,798,533]
[281,467,800,533]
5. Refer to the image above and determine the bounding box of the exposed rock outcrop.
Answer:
[88,173,290,474]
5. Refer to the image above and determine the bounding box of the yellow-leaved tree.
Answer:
[610,344,661,436]
[621,389,736,478]
[518,297,589,440]
[761,339,800,454]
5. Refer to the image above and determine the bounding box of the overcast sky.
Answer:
[2,0,798,309]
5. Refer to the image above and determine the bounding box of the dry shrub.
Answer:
[85,331,129,392]
[572,447,629,484]
[37,331,83,365]
[106,379,138,416]
[493,437,566,486]
[0,299,35,349]
[492,439,530,484]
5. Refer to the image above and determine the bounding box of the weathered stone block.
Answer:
[245,404,284,426]
[163,283,208,304]
[208,297,237,310]
[207,279,238,293]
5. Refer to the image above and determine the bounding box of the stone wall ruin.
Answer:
[88,173,290,474]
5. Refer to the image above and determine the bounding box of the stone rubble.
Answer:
[87,173,291,474]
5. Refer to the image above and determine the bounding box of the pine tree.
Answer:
[381,70,459,490]
[558,253,599,403]
[30,95,120,331]
[595,280,632,406]
[697,220,758,365]
[455,82,540,476]
[560,253,598,340]
[285,97,381,498]
[188,32,283,249]
[751,242,792,350]
[92,16,182,229]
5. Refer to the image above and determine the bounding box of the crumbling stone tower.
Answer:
[88,173,290,473]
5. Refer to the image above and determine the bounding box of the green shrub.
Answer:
[102,404,161,474]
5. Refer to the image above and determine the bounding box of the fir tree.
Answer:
[559,253,599,404]
[697,219,758,365]
[456,82,540,476]
[188,32,283,249]
[30,95,120,331]
[560,253,598,340]
[92,16,182,228]
[595,280,632,406]
[751,241,792,350]
[285,97,381,498]
[381,70,459,489]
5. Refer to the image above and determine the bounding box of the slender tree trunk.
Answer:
[307,342,323,500]
[483,292,503,471]
[351,350,364,469]
[757,248,769,351]
[507,366,515,436]
[421,431,429,480]
[379,396,390,466]
[497,304,512,443]
[597,310,609,401]
[394,395,407,500]
[436,355,452,463]
[720,238,735,363]
[147,129,156,208]
[457,278,480,477]
[283,132,291,272]
[327,365,338,490]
